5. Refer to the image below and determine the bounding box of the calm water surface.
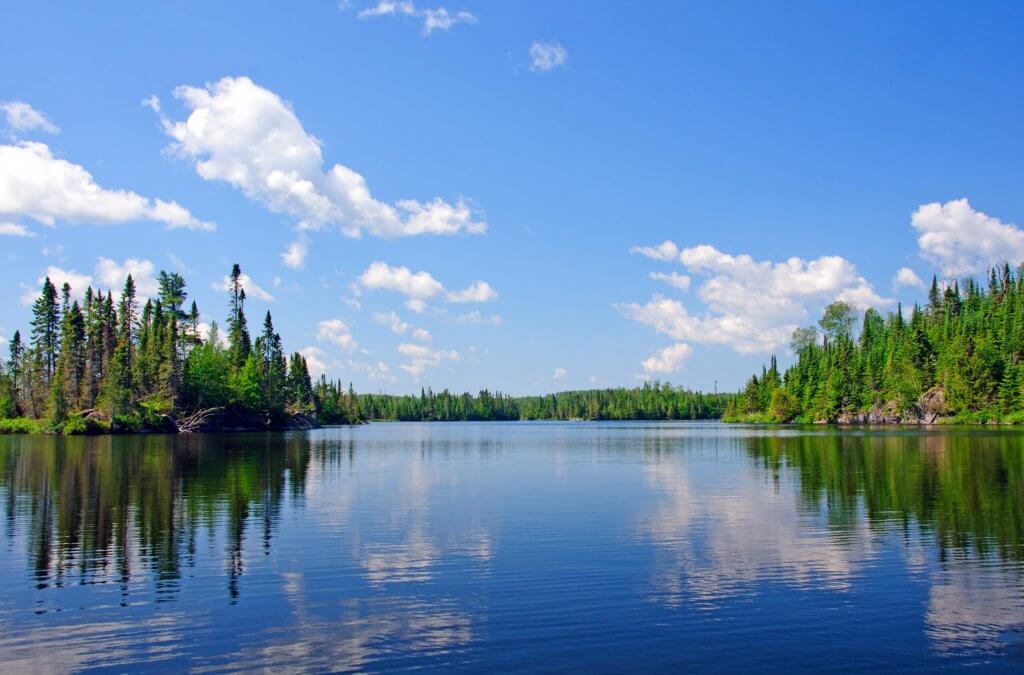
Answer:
[1,422,1023,672]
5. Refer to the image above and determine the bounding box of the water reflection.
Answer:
[0,433,309,603]
[638,428,1024,656]
[0,424,1022,670]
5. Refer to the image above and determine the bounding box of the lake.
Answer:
[1,422,1023,672]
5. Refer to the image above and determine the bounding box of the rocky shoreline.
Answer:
[814,387,951,425]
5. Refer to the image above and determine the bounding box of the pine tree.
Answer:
[227,264,252,370]
[30,277,60,381]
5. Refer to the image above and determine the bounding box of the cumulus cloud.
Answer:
[0,141,213,230]
[445,280,498,303]
[317,318,358,351]
[529,41,568,72]
[650,271,691,291]
[299,346,329,376]
[1,102,59,134]
[374,310,409,335]
[20,266,92,305]
[94,257,159,299]
[347,358,397,383]
[911,198,1024,276]
[552,367,567,380]
[894,267,924,290]
[356,261,496,312]
[412,327,432,342]
[398,342,459,378]
[213,272,274,301]
[21,257,162,306]
[358,262,443,312]
[158,77,484,262]
[622,243,890,354]
[281,234,310,270]
[641,342,693,374]
[631,240,680,262]
[0,222,33,237]
[357,1,476,35]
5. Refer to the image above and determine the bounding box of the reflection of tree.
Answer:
[0,433,310,601]
[743,431,1024,562]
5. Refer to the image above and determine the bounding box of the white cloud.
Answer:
[412,327,432,342]
[911,198,1024,276]
[631,240,680,262]
[299,346,329,376]
[552,367,567,380]
[357,261,444,311]
[347,358,397,383]
[398,342,459,378]
[621,243,890,355]
[641,342,693,374]
[20,257,162,306]
[357,261,496,312]
[141,95,161,113]
[454,310,502,325]
[21,266,92,305]
[529,41,568,72]
[317,318,358,351]
[894,267,924,289]
[1,102,59,134]
[0,141,213,230]
[213,272,275,301]
[374,310,409,335]
[357,1,476,35]
[445,280,498,303]
[0,222,33,237]
[159,76,483,253]
[197,322,230,348]
[282,234,310,270]
[94,257,159,299]
[650,271,691,291]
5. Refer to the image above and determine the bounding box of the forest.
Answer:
[356,384,728,421]
[725,265,1024,424]
[0,264,361,433]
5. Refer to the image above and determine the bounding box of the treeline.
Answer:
[356,383,729,421]
[726,265,1024,424]
[0,264,362,433]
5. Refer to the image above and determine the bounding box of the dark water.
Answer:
[1,423,1023,672]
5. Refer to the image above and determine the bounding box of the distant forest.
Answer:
[356,385,729,422]
[0,262,728,434]
[726,265,1024,424]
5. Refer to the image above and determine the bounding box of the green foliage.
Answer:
[0,418,47,434]
[357,382,730,422]
[184,339,232,409]
[731,267,1024,423]
[231,353,263,410]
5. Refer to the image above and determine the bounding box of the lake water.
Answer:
[1,422,1023,672]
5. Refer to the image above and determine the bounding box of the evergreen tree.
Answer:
[30,277,60,381]
[227,264,251,370]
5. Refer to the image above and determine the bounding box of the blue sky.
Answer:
[2,1,1024,394]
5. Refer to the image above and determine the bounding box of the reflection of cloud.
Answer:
[639,455,875,607]
[926,564,1024,656]
[205,571,473,672]
[361,530,441,584]
[0,615,189,672]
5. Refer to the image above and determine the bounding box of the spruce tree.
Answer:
[30,277,60,381]
[227,264,252,370]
